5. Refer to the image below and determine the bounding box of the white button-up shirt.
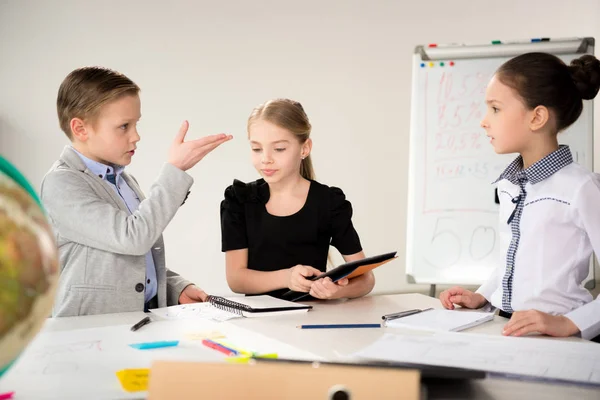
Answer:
[477,145,600,340]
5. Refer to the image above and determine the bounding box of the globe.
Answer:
[0,156,59,378]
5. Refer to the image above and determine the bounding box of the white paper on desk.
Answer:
[149,302,241,321]
[352,332,600,385]
[0,319,225,400]
[0,318,321,400]
[385,309,494,332]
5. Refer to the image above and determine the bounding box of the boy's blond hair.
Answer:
[57,67,140,140]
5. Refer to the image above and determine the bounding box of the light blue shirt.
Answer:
[73,148,158,302]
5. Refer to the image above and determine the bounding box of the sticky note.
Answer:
[116,369,149,392]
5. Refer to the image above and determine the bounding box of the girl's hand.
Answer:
[502,310,580,337]
[288,265,321,292]
[309,277,349,299]
[440,286,487,309]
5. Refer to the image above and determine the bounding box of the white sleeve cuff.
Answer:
[565,298,600,340]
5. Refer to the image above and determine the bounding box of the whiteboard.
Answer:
[406,38,595,285]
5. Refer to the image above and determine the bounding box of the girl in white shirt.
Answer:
[440,52,600,341]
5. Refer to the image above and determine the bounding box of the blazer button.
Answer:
[135,283,145,293]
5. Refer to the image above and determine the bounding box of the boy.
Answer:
[41,67,231,317]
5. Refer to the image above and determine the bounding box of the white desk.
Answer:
[6,294,600,399]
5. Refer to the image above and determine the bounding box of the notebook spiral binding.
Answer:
[207,295,253,315]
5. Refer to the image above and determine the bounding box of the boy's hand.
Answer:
[288,265,322,292]
[168,121,233,171]
[178,284,209,304]
[440,286,487,309]
[309,277,349,300]
[502,310,580,337]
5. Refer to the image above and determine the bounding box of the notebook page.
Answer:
[227,295,310,310]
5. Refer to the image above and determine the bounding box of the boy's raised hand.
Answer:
[168,121,233,171]
[440,286,487,310]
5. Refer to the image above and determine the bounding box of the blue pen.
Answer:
[297,324,381,329]
[129,340,180,350]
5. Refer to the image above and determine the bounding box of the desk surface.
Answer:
[12,294,600,399]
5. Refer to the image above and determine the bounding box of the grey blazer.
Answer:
[41,146,193,317]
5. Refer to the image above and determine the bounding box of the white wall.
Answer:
[1,0,599,296]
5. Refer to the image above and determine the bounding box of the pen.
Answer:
[382,308,434,321]
[130,316,151,332]
[202,339,239,356]
[297,324,381,329]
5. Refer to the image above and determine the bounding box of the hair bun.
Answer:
[568,55,600,100]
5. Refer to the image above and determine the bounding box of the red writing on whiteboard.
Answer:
[437,72,488,104]
[435,131,483,153]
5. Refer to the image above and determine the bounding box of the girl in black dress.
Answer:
[220,98,374,300]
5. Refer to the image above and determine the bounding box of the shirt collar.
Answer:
[494,145,573,185]
[71,147,125,181]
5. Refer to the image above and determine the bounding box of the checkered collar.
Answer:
[494,145,573,185]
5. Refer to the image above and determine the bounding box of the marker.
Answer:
[491,40,502,45]
[0,392,15,400]
[211,340,253,356]
[226,353,279,364]
[531,38,550,42]
[428,43,437,48]
[129,340,179,350]
[202,339,239,356]
[130,316,151,332]
[297,324,381,329]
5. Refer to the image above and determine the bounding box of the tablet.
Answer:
[281,251,397,301]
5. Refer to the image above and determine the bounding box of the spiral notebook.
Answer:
[207,295,313,318]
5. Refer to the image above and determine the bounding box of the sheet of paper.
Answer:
[0,318,321,399]
[385,309,494,331]
[149,303,241,321]
[352,332,600,385]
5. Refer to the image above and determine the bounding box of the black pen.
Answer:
[382,308,434,321]
[130,316,152,332]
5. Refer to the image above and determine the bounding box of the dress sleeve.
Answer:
[220,182,248,252]
[329,187,363,255]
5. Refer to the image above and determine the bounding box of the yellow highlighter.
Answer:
[226,353,279,364]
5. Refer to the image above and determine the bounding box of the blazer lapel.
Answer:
[58,146,130,213]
